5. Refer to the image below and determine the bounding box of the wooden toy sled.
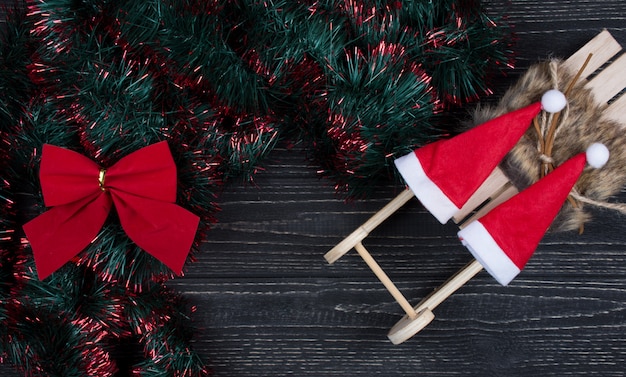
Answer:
[325,30,626,345]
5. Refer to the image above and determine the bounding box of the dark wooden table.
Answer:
[2,1,626,376]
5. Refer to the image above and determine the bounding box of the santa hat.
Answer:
[458,143,610,286]
[394,90,567,224]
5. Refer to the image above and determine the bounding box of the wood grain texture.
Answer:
[170,146,626,377]
[2,1,626,376]
[181,0,626,371]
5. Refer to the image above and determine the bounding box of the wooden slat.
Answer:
[562,29,622,79]
[605,93,626,126]
[465,183,518,225]
[585,53,626,104]
[452,167,511,224]
[324,189,415,264]
[453,31,624,227]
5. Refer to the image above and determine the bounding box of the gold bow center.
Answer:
[98,169,107,191]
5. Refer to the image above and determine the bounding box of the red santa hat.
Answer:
[394,90,567,224]
[457,143,610,286]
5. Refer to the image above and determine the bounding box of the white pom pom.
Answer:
[586,143,609,169]
[541,89,567,113]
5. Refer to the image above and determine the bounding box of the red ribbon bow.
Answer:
[23,141,200,280]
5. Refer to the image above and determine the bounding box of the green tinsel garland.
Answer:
[0,0,513,375]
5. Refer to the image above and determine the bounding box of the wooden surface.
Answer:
[3,1,626,376]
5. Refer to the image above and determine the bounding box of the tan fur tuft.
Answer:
[471,59,626,232]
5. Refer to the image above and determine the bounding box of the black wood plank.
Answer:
[176,141,626,377]
[1,1,626,376]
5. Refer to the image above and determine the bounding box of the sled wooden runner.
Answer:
[324,29,626,345]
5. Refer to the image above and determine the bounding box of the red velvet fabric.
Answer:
[415,102,542,208]
[479,153,586,269]
[23,142,200,279]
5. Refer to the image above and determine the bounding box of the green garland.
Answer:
[0,0,512,374]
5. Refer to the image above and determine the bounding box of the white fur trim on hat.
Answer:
[394,152,460,224]
[458,221,521,286]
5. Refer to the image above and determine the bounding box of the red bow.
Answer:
[23,141,200,280]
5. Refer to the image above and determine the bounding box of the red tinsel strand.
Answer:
[0,155,17,268]
[176,0,224,16]
[449,0,485,29]
[338,0,403,34]
[27,2,78,55]
[320,37,436,194]
[74,0,280,180]
[4,260,119,376]
[14,260,132,341]
[422,1,514,106]
[0,138,23,373]
[71,282,131,341]
[96,2,251,118]
[8,238,31,311]
[80,343,118,377]
[26,2,198,147]
[340,0,374,28]
[91,1,280,185]
[25,1,232,287]
[240,48,276,85]
[2,253,121,377]
[10,314,118,377]
[124,287,210,377]
[278,55,330,140]
[325,111,369,177]
[26,0,113,99]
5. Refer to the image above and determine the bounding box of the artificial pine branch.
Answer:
[209,0,512,197]
[0,0,512,375]
[125,283,209,376]
[2,1,213,374]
